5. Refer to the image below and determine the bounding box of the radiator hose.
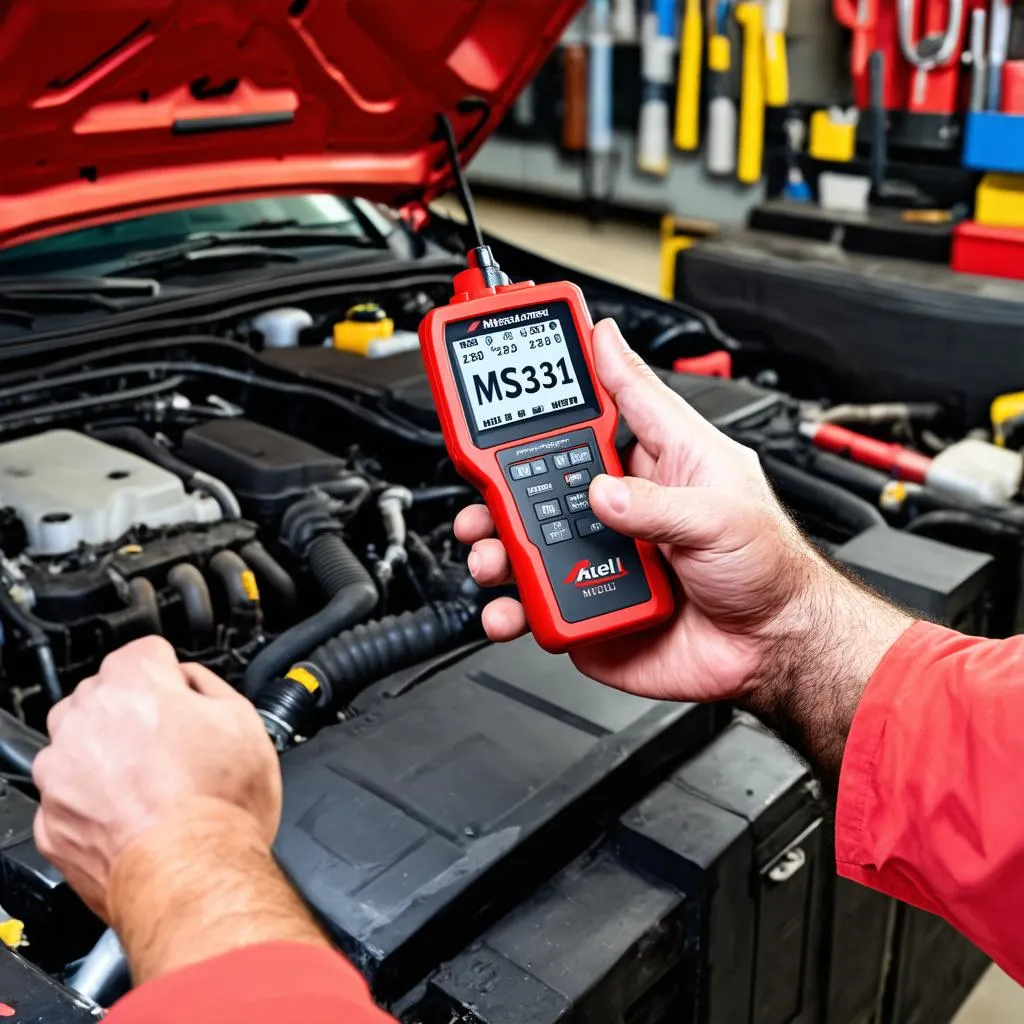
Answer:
[243,496,378,698]
[255,600,478,749]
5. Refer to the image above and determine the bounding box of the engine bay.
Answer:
[0,224,1013,1016]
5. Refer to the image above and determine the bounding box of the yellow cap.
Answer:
[880,480,908,513]
[333,303,395,355]
[991,391,1024,446]
[286,665,322,694]
[240,570,260,602]
[0,918,25,949]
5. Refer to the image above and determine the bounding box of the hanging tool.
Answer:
[587,0,616,206]
[706,0,737,175]
[763,0,789,107]
[638,0,678,175]
[833,0,879,107]
[782,117,811,200]
[897,0,966,113]
[988,0,1012,111]
[613,0,638,40]
[969,6,989,111]
[675,0,703,149]
[562,43,589,151]
[735,1,765,184]
[868,49,888,196]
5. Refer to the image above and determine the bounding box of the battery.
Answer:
[0,945,101,1022]
[274,635,725,1004]
[0,781,102,971]
[416,720,829,1024]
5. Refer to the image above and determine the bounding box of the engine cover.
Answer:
[0,430,221,556]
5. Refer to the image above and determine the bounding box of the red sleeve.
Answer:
[836,620,1024,982]
[105,942,395,1024]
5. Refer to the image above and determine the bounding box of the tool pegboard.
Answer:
[468,0,848,224]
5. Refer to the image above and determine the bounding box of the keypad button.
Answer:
[534,499,562,521]
[552,452,571,470]
[542,519,573,544]
[509,462,532,481]
[563,468,591,488]
[529,459,548,475]
[565,491,591,514]
[526,481,554,497]
[568,446,593,466]
[575,515,606,537]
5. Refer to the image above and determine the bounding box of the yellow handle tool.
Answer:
[674,0,704,149]
[735,1,765,184]
[763,0,789,107]
[705,8,737,175]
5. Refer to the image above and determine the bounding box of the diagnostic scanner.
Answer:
[419,244,674,653]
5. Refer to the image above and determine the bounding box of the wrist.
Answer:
[108,796,327,984]
[743,552,915,782]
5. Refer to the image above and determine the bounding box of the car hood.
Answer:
[0,0,581,247]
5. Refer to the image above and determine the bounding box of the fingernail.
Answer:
[593,475,629,515]
[467,552,480,577]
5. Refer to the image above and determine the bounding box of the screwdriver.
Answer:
[736,1,765,183]
[675,0,704,149]
[706,0,737,175]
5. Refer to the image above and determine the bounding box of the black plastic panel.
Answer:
[420,846,689,1024]
[884,905,990,1024]
[274,636,722,1003]
[0,783,102,971]
[0,947,101,1022]
[181,419,345,522]
[423,719,827,1024]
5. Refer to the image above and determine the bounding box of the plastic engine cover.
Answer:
[274,637,723,1004]
[0,430,221,556]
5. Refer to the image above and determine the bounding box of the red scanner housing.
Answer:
[419,255,673,653]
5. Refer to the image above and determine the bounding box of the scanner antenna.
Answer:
[437,114,486,250]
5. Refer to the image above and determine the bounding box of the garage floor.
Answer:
[438,195,1022,1023]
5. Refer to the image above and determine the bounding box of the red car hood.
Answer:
[0,0,581,247]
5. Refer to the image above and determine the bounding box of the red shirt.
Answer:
[108,621,1018,1021]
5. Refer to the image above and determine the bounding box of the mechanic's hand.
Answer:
[32,637,280,918]
[455,318,828,704]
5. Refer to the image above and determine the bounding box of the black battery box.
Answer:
[417,720,828,1024]
[274,636,725,1005]
[0,781,102,971]
[0,946,101,1022]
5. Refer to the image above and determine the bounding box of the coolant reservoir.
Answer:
[927,439,1024,506]
[331,303,419,358]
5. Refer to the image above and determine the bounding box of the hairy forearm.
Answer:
[743,554,914,789]
[107,797,329,984]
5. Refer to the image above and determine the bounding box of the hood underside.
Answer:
[0,0,581,246]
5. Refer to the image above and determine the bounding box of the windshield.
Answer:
[0,194,387,277]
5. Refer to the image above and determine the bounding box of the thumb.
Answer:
[180,663,239,700]
[592,319,719,457]
[589,473,730,548]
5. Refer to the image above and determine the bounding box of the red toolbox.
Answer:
[951,221,1024,280]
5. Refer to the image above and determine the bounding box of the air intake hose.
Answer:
[305,599,478,707]
[243,496,378,698]
[254,600,478,749]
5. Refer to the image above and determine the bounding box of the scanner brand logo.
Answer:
[563,556,628,588]
[477,308,549,331]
